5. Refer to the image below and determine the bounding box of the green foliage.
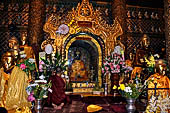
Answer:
[27,80,52,100]
[40,52,67,72]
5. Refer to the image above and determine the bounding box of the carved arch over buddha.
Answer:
[42,0,123,86]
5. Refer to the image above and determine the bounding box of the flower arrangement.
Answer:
[26,80,52,101]
[102,50,133,75]
[39,52,67,73]
[16,58,36,76]
[145,94,170,113]
[113,78,151,99]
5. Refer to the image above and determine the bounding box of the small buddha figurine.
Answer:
[147,59,170,99]
[20,32,35,59]
[138,11,142,19]
[0,51,31,112]
[127,11,131,18]
[144,11,149,19]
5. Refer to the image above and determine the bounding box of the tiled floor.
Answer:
[40,95,146,113]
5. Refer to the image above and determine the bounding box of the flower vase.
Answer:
[35,99,42,113]
[126,98,136,113]
[110,73,119,95]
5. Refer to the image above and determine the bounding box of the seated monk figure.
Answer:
[0,51,31,113]
[147,59,170,99]
[47,66,70,110]
[70,60,88,81]
[20,32,35,59]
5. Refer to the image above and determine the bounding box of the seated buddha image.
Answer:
[19,32,35,59]
[70,50,88,81]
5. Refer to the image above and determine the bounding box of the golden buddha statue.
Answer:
[70,50,88,81]
[147,59,170,99]
[71,60,88,81]
[8,36,19,49]
[135,34,152,67]
[132,34,154,80]
[0,51,31,113]
[20,32,35,59]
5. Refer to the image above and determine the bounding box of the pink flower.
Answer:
[120,62,123,64]
[39,65,43,72]
[39,60,45,65]
[20,64,26,70]
[27,92,35,102]
[39,61,45,72]
[102,68,105,73]
[116,65,120,69]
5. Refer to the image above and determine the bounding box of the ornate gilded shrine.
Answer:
[42,0,123,88]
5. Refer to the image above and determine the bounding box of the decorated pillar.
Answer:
[111,0,126,44]
[28,0,45,46]
[164,0,170,67]
[111,0,126,95]
[28,0,45,71]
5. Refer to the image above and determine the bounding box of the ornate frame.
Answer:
[42,0,123,86]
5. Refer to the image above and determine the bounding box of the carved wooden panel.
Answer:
[0,1,30,58]
[126,5,165,56]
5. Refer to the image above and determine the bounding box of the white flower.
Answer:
[28,83,39,87]
[28,58,35,63]
[39,74,45,80]
[19,51,25,55]
[43,95,48,98]
[42,86,48,90]
[35,80,47,83]
[20,54,27,58]
[48,88,53,93]
[61,74,65,78]
[124,87,132,93]
[65,75,69,79]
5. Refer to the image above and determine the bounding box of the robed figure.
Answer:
[47,67,69,109]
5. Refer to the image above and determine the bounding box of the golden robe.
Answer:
[147,73,170,99]
[0,66,31,113]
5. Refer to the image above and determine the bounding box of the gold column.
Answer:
[111,0,126,43]
[28,0,45,46]
[164,0,170,67]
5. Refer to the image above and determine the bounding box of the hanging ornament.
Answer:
[45,44,53,54]
[57,24,69,35]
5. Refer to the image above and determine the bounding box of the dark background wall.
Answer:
[0,0,165,59]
